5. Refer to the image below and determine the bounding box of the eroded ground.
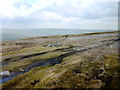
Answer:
[1,31,120,88]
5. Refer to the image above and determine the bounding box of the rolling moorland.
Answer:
[0,31,120,88]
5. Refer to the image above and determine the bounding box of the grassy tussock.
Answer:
[2,46,68,56]
[2,51,67,72]
[2,52,119,88]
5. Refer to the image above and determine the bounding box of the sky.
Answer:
[0,0,119,30]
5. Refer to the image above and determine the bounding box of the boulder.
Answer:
[47,43,63,47]
[19,69,25,72]
[0,71,10,77]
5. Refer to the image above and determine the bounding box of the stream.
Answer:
[1,38,119,84]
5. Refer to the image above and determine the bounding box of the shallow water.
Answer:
[1,37,118,84]
[0,54,64,84]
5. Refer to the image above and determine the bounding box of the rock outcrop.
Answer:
[0,71,10,77]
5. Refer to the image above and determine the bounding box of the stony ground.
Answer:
[1,31,120,88]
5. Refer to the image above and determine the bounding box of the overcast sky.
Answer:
[0,0,119,30]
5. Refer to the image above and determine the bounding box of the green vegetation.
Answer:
[2,52,119,88]
[2,51,67,72]
[49,54,119,88]
[1,31,119,88]
[2,46,68,56]
[104,55,120,88]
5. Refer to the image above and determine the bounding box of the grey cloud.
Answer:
[12,1,118,21]
[2,1,118,29]
[41,2,117,20]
